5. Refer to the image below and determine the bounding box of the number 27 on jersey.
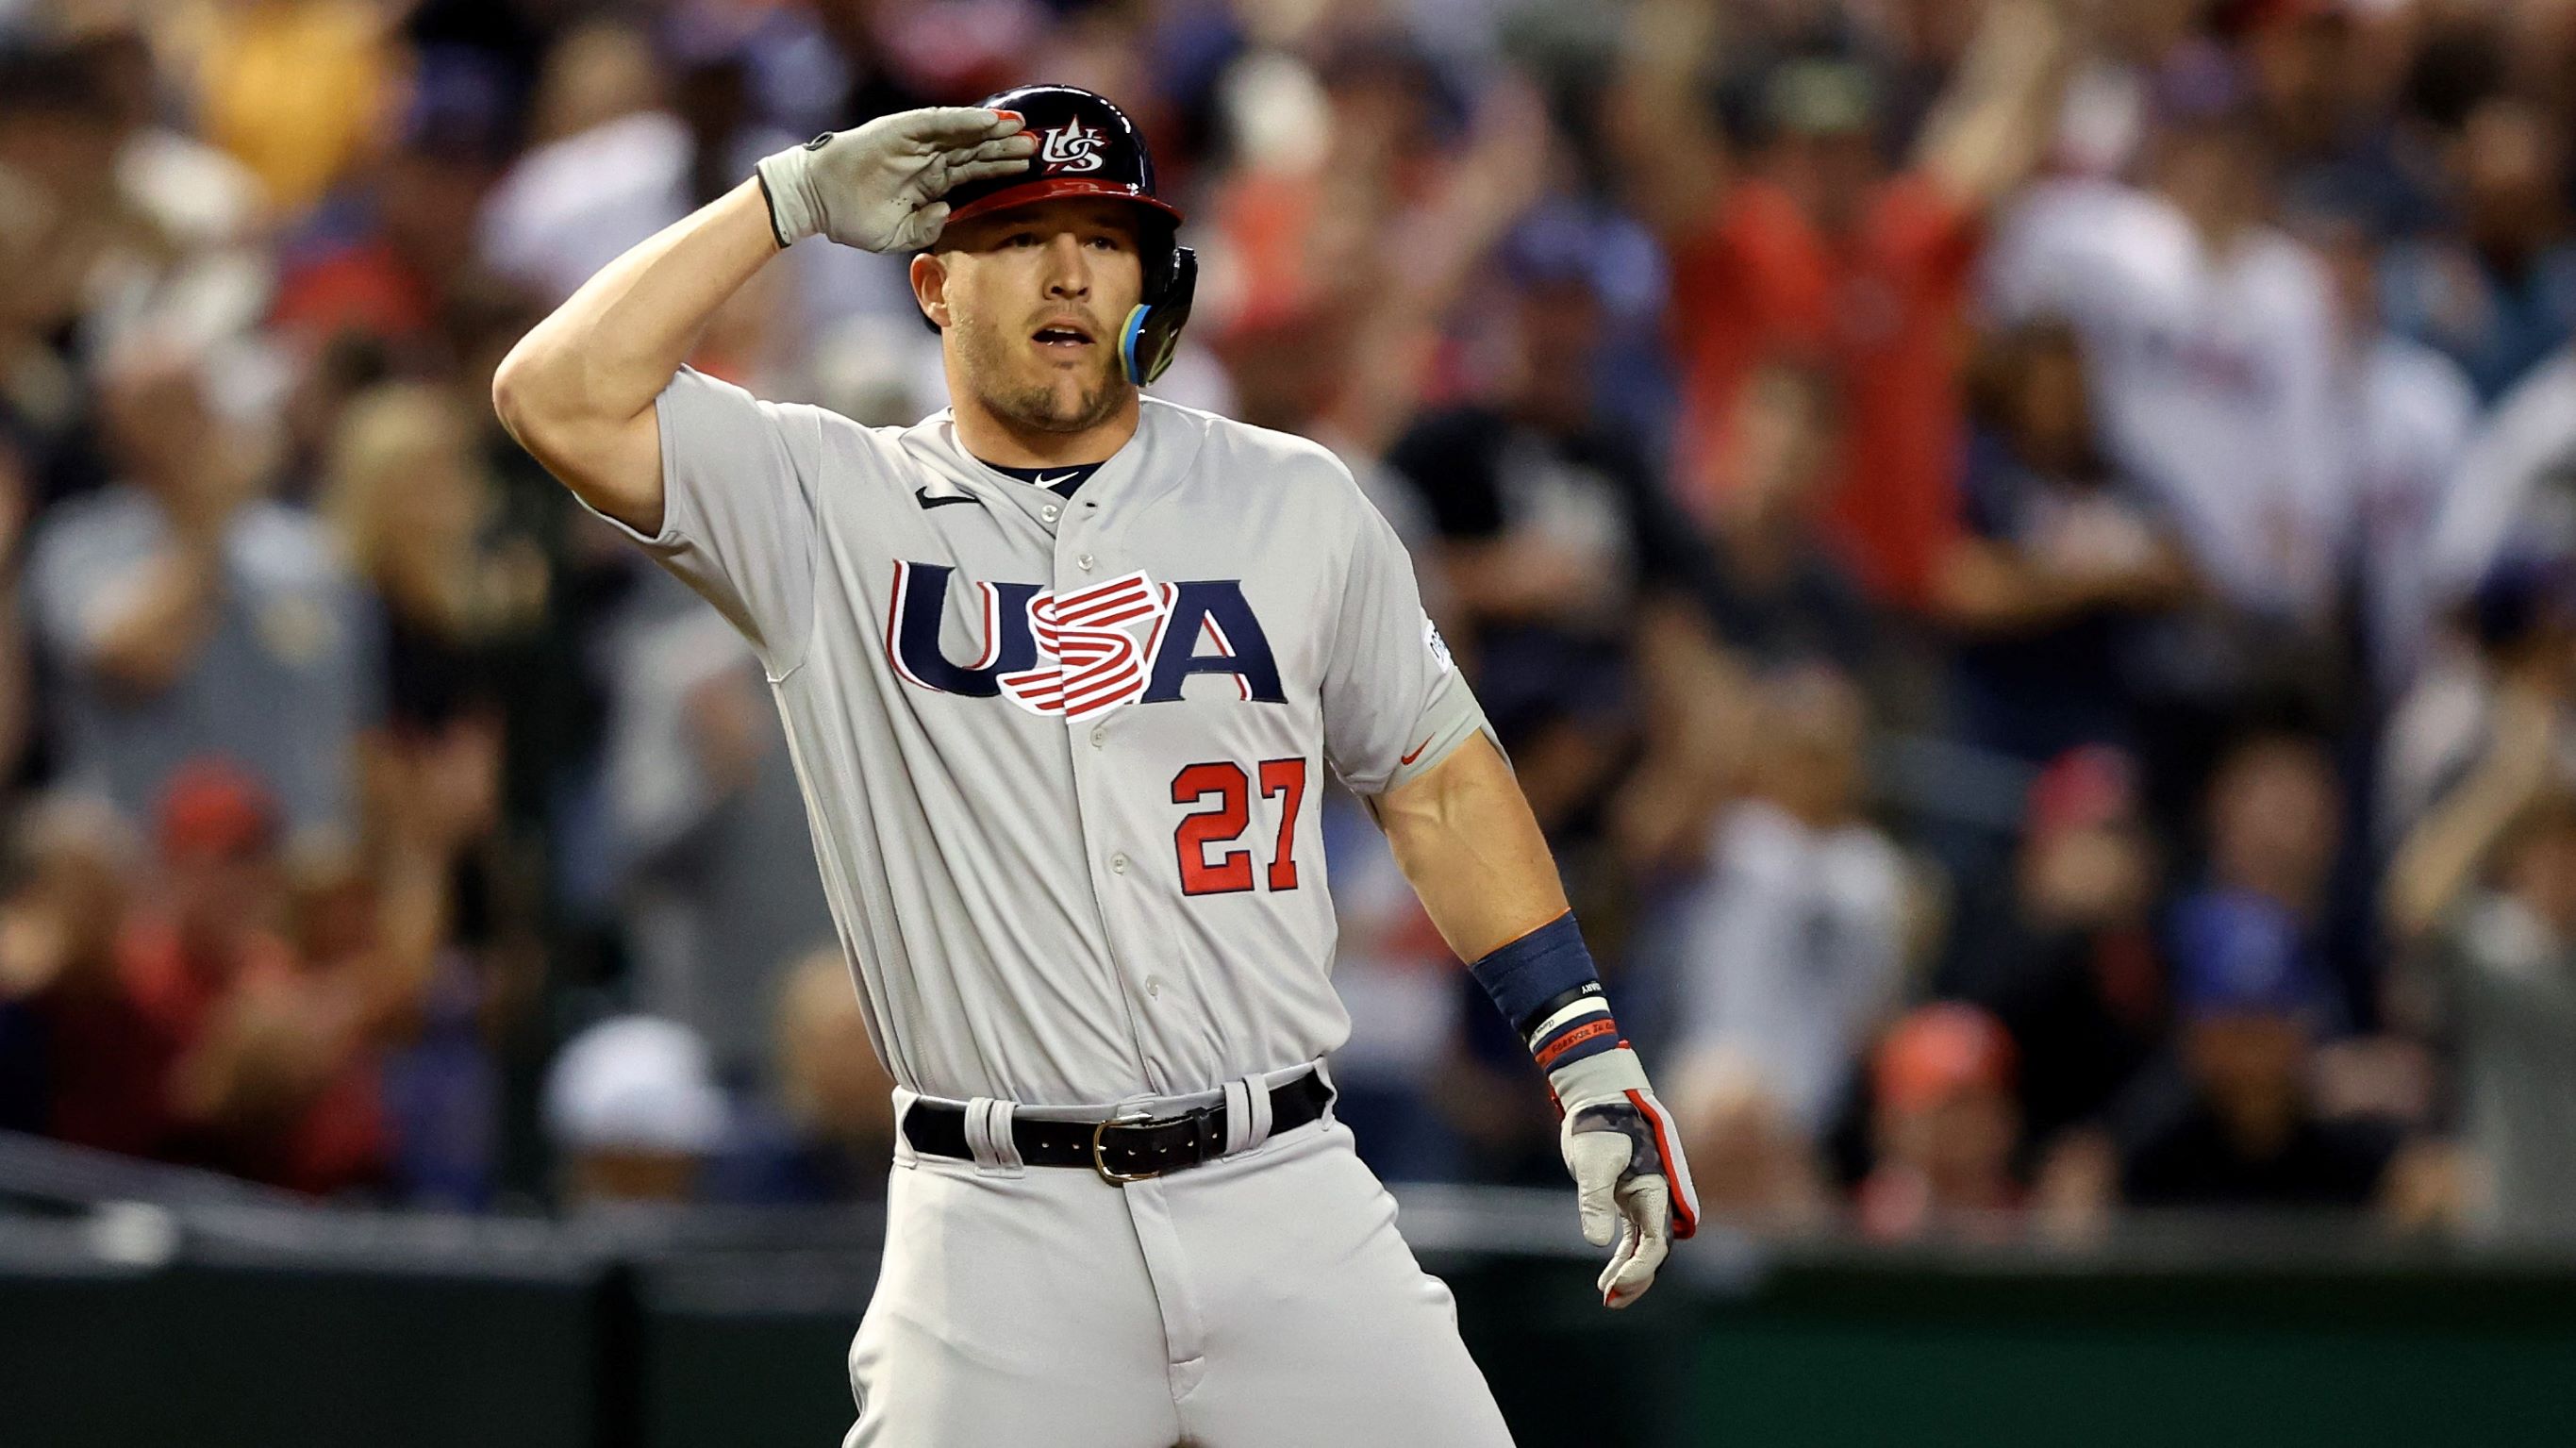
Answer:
[1170,758,1305,895]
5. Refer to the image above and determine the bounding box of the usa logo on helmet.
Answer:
[1037,118,1107,175]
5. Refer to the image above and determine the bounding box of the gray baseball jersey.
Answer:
[594,367,1488,1106]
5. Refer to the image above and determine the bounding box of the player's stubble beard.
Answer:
[954,306,1131,436]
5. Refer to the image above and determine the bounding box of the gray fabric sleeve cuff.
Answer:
[1366,672,1495,795]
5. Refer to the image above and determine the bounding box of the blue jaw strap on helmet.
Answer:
[1122,245,1197,386]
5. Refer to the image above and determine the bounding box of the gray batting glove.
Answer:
[1549,1045,1702,1308]
[755,108,1035,254]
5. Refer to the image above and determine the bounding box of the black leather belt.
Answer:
[903,1070,1332,1185]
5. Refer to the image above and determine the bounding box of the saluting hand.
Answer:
[756,108,1037,255]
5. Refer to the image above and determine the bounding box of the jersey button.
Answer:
[1146,976,1164,998]
[1040,503,1060,523]
[1109,853,1128,874]
[1077,553,1094,571]
[1089,724,1106,749]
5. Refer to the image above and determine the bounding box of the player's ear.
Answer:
[909,252,951,331]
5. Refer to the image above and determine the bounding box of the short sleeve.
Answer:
[590,367,822,680]
[1320,475,1493,795]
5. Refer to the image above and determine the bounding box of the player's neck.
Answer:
[950,389,1141,469]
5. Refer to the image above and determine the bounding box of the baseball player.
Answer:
[494,86,1697,1446]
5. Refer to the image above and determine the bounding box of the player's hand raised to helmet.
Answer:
[756,108,1036,255]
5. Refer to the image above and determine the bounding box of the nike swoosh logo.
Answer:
[1400,737,1434,766]
[915,487,984,510]
[1032,472,1077,487]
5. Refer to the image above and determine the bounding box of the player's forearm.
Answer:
[1385,735,1702,1284]
[1374,733,1571,962]
[491,181,779,527]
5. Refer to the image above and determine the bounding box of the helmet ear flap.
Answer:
[1122,245,1196,386]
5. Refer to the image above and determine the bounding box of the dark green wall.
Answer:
[6,1242,2573,1448]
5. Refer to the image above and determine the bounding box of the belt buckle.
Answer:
[1091,1112,1164,1186]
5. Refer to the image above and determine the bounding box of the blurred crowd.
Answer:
[4,0,2576,1247]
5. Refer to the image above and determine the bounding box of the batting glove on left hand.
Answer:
[755,108,1035,253]
[1549,1044,1699,1308]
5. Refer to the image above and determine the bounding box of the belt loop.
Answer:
[987,1098,1022,1173]
[1222,1079,1254,1155]
[891,1086,921,1167]
[963,1096,1024,1176]
[1308,1057,1337,1113]
[1230,1073,1275,1153]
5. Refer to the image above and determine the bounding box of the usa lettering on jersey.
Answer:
[889,561,1284,719]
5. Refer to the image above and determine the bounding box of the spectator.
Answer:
[2421,344,2576,613]
[1986,42,2344,631]
[138,759,388,1194]
[2191,731,2348,999]
[1946,746,2168,1150]
[266,73,510,358]
[1382,202,1731,837]
[25,348,377,837]
[2248,0,2427,236]
[0,41,135,502]
[706,947,896,1206]
[2382,94,2576,406]
[1670,666,1907,1146]
[324,688,507,1208]
[0,793,140,1147]
[1320,790,1469,1185]
[542,1013,730,1206]
[158,0,394,216]
[2114,884,2398,1210]
[603,591,833,1082]
[2394,778,2576,1243]
[477,22,797,308]
[1612,0,2071,609]
[2293,190,2478,702]
[1205,61,1551,459]
[61,20,274,360]
[1672,1051,1833,1235]
[2380,558,2576,851]
[1932,318,2195,763]
[323,382,544,735]
[1687,360,1875,675]
[1855,1003,2023,1242]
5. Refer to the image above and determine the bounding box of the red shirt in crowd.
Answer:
[42,920,386,1196]
[1669,174,1980,609]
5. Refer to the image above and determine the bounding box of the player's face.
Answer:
[928,201,1147,435]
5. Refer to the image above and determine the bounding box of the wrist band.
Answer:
[1469,912,1625,1072]
[1468,912,1593,1030]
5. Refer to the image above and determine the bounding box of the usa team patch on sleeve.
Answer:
[1422,614,1454,674]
